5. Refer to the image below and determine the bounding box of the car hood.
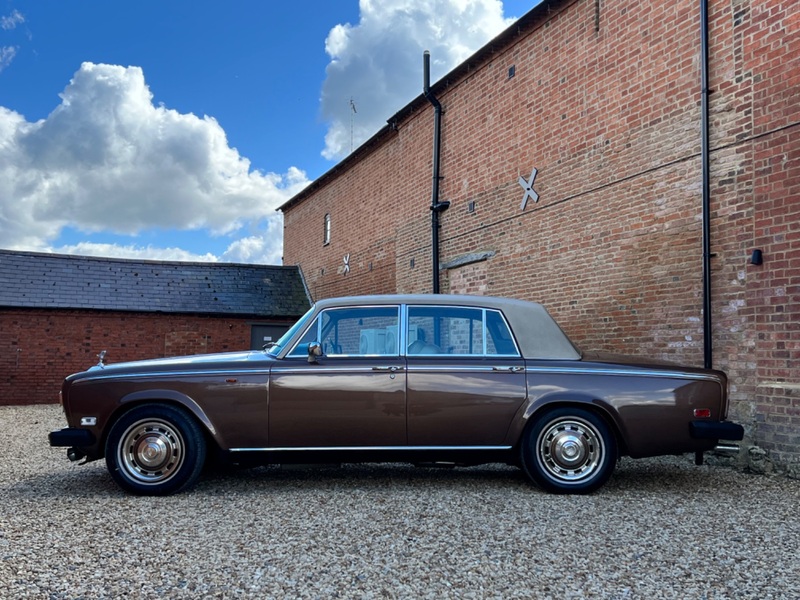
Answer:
[67,350,274,381]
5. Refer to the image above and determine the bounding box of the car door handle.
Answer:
[492,366,525,372]
[372,366,404,372]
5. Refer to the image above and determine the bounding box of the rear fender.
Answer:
[509,392,629,456]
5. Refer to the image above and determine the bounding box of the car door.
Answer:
[406,305,527,446]
[268,305,406,447]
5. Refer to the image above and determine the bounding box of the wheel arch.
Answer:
[519,396,629,457]
[101,390,224,457]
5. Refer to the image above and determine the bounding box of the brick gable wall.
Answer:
[283,0,798,466]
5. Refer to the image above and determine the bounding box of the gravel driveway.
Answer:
[1,405,798,599]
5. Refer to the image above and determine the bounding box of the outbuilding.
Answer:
[0,250,310,405]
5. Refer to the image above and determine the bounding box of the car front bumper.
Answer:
[49,427,96,447]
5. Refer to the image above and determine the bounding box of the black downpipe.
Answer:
[700,0,712,368]
[423,51,449,294]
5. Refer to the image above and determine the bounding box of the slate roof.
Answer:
[0,250,311,318]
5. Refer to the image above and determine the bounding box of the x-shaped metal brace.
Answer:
[518,167,539,210]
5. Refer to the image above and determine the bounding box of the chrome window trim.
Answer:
[230,445,513,453]
[482,308,488,355]
[282,303,522,360]
[525,366,723,381]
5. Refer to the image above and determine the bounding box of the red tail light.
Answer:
[694,408,712,418]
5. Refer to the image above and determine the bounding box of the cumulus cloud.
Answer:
[320,0,512,159]
[221,217,285,264]
[0,62,310,263]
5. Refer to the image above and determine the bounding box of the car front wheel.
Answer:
[105,403,206,496]
[521,407,616,494]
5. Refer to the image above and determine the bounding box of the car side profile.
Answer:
[49,294,744,495]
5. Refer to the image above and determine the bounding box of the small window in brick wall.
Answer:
[323,213,331,245]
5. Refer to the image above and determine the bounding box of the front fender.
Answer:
[118,389,224,449]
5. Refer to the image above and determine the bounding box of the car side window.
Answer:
[407,306,484,355]
[485,310,519,356]
[407,306,520,357]
[288,306,400,357]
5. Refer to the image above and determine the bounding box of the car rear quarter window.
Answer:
[485,310,519,356]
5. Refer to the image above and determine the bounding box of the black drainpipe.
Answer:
[700,0,712,368]
[423,50,450,294]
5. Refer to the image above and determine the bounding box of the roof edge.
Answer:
[0,248,299,270]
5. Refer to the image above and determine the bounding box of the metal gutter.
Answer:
[423,51,450,293]
[700,0,713,368]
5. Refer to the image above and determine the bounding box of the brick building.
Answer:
[0,250,310,405]
[280,0,799,468]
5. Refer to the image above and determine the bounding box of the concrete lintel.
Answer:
[440,250,496,271]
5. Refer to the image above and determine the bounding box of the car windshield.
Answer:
[266,305,316,356]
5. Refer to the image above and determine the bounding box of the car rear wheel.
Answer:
[105,404,206,496]
[521,407,616,494]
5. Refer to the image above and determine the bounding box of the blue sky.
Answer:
[0,1,537,264]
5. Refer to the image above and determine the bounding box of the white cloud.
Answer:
[221,217,285,264]
[320,0,512,159]
[0,62,310,263]
[50,242,220,263]
[0,46,16,72]
[1,9,24,30]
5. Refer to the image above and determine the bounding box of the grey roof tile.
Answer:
[0,250,310,318]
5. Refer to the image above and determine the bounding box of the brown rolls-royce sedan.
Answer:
[49,294,744,495]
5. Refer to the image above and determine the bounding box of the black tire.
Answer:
[105,403,206,496]
[521,407,617,494]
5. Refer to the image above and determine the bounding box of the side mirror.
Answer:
[308,342,323,364]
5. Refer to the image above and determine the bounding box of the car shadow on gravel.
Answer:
[195,462,534,496]
[12,454,738,499]
[605,455,744,495]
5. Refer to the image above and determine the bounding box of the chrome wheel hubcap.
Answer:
[537,417,604,483]
[119,419,185,484]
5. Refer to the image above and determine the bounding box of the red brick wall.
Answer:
[0,310,293,405]
[282,0,799,465]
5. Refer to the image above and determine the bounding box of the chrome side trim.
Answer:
[405,365,521,373]
[230,445,513,453]
[74,368,271,383]
[525,366,722,382]
[271,366,401,374]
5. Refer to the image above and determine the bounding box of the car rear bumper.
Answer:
[49,427,96,447]
[690,420,744,441]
